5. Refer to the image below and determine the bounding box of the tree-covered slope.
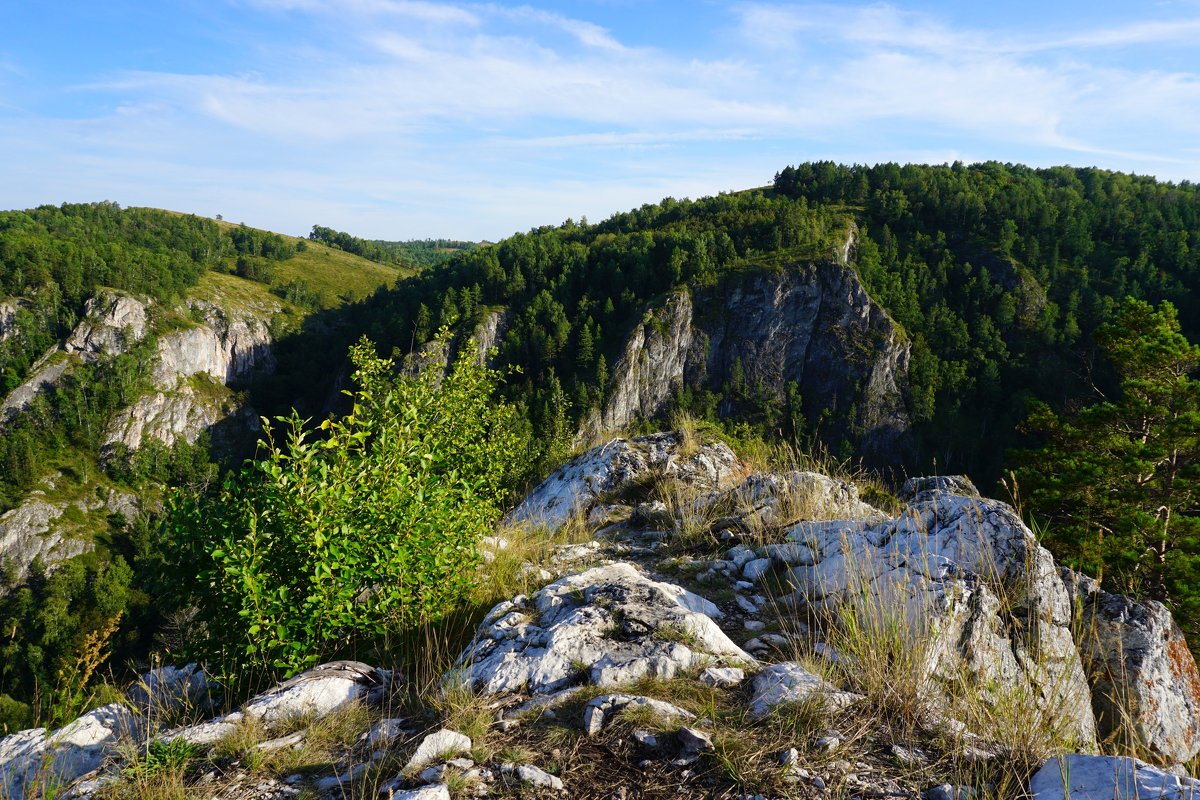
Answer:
[351,163,1200,485]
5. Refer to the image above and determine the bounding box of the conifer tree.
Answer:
[1015,298,1200,634]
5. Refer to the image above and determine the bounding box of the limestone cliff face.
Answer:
[0,477,137,588]
[104,299,277,452]
[64,293,148,357]
[585,293,695,438]
[150,300,275,389]
[2,290,151,422]
[581,256,911,464]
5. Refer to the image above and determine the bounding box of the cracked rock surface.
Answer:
[454,561,753,696]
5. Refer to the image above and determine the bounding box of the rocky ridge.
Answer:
[3,433,1199,799]
[579,239,912,465]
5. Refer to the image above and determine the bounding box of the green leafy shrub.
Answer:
[158,335,528,675]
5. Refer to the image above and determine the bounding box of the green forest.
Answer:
[1,162,1199,735]
[349,162,1200,484]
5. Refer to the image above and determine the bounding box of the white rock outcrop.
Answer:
[775,480,1098,747]
[150,300,275,389]
[165,660,390,745]
[747,662,861,720]
[64,293,148,357]
[0,483,134,590]
[506,432,746,532]
[1030,755,1200,800]
[3,291,150,423]
[453,562,753,696]
[402,729,472,774]
[0,705,134,800]
[102,299,275,453]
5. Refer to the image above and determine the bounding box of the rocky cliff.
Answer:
[581,253,911,464]
[104,297,276,453]
[0,285,280,586]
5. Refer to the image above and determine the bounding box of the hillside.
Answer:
[0,164,1198,797]
[353,163,1200,486]
[0,204,403,732]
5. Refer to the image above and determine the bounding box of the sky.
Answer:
[2,1,1199,241]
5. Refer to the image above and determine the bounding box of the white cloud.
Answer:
[243,0,480,26]
[4,1,1200,239]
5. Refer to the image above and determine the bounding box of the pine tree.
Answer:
[1014,298,1200,636]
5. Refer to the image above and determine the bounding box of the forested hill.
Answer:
[351,162,1200,485]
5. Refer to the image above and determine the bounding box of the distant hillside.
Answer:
[351,162,1200,485]
[308,224,477,270]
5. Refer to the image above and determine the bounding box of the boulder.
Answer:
[453,562,753,696]
[505,433,746,532]
[1029,755,1200,800]
[166,660,390,745]
[1066,570,1200,763]
[747,662,861,720]
[403,729,472,774]
[0,704,135,800]
[777,481,1098,747]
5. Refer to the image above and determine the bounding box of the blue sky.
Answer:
[2,1,1199,241]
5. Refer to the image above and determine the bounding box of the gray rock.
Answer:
[364,718,408,747]
[632,729,659,748]
[454,562,753,696]
[1066,570,1200,763]
[241,661,390,728]
[501,763,564,791]
[779,485,1099,747]
[742,558,773,581]
[403,729,472,775]
[166,661,389,745]
[314,761,369,793]
[699,666,746,688]
[582,694,694,736]
[900,476,979,503]
[506,433,745,532]
[418,764,447,783]
[926,785,974,800]
[64,292,148,357]
[748,662,861,720]
[1029,755,1200,800]
[0,704,135,800]
[677,726,714,755]
[0,495,89,590]
[389,785,451,800]
[577,255,912,464]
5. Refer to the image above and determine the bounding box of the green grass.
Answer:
[207,217,410,310]
[270,240,408,306]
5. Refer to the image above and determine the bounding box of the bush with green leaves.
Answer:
[158,335,529,675]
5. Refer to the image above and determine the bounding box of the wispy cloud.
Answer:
[3,1,1200,239]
